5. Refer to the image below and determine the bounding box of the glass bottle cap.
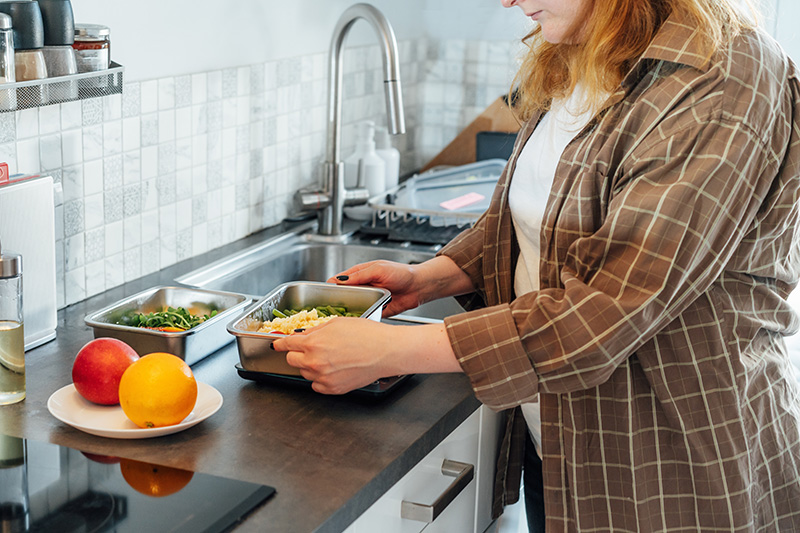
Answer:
[0,13,11,30]
[0,237,22,278]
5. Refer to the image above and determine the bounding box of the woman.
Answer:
[274,0,800,530]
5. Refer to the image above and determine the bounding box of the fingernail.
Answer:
[336,275,349,281]
[270,342,275,350]
[294,328,305,333]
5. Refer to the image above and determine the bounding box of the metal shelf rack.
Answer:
[0,61,124,112]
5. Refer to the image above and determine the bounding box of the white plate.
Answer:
[47,382,223,439]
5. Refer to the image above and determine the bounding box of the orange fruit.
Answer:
[118,352,198,428]
[119,458,194,497]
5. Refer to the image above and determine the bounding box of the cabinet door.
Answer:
[346,408,480,533]
[475,405,502,533]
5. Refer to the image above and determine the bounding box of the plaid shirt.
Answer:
[440,15,800,532]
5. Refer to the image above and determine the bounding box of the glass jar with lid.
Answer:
[72,22,109,72]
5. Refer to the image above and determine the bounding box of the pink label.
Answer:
[439,192,485,211]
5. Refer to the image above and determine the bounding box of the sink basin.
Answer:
[176,229,465,321]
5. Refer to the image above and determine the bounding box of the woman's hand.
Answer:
[272,318,462,395]
[327,255,475,317]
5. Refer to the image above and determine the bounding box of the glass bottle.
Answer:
[0,238,24,405]
[0,12,15,112]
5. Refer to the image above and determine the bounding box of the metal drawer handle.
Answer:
[400,459,475,523]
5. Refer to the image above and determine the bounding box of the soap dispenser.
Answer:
[375,125,400,190]
[343,121,386,220]
[343,120,386,195]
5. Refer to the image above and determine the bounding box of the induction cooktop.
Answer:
[0,434,275,533]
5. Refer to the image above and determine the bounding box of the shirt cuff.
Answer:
[444,303,540,410]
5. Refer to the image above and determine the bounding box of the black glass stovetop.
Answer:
[0,434,275,533]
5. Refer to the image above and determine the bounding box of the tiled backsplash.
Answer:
[0,37,521,309]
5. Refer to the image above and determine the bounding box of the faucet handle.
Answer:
[343,187,371,206]
[294,187,331,212]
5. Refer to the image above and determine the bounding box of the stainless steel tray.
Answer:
[85,285,251,366]
[227,281,391,376]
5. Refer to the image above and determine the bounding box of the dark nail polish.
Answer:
[336,275,349,281]
[294,328,305,333]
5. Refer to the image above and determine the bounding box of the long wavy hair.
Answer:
[512,0,759,120]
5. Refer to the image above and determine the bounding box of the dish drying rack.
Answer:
[360,159,506,245]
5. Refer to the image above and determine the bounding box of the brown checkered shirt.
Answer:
[440,15,800,532]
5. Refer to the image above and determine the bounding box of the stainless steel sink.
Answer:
[176,228,464,321]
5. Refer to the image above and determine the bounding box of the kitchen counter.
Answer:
[0,222,481,532]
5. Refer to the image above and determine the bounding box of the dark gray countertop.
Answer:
[0,222,481,533]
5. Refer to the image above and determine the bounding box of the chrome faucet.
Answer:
[295,3,406,240]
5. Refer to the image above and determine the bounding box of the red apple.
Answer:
[72,338,139,405]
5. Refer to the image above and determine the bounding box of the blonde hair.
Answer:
[512,0,759,120]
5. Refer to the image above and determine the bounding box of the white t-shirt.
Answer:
[509,85,600,455]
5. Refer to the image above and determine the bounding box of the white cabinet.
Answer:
[345,406,500,533]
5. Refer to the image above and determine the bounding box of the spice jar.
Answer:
[0,1,47,105]
[0,238,25,405]
[0,12,13,83]
[38,0,77,77]
[72,23,109,72]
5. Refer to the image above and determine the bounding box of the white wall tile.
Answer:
[104,253,124,289]
[158,109,176,142]
[61,101,81,130]
[84,193,104,230]
[82,125,103,160]
[140,146,158,180]
[140,80,158,114]
[61,129,82,167]
[123,214,141,250]
[16,138,41,174]
[39,105,61,135]
[64,266,86,305]
[103,121,123,155]
[83,160,103,195]
[40,134,62,171]
[122,117,140,152]
[16,109,39,139]
[104,220,123,256]
[191,73,207,104]
[158,78,176,110]
[176,107,192,139]
[64,232,85,269]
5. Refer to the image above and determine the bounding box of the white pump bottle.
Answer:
[343,121,386,220]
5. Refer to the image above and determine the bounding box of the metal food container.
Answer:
[227,281,391,376]
[85,286,251,366]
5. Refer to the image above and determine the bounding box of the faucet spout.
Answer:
[316,3,405,238]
